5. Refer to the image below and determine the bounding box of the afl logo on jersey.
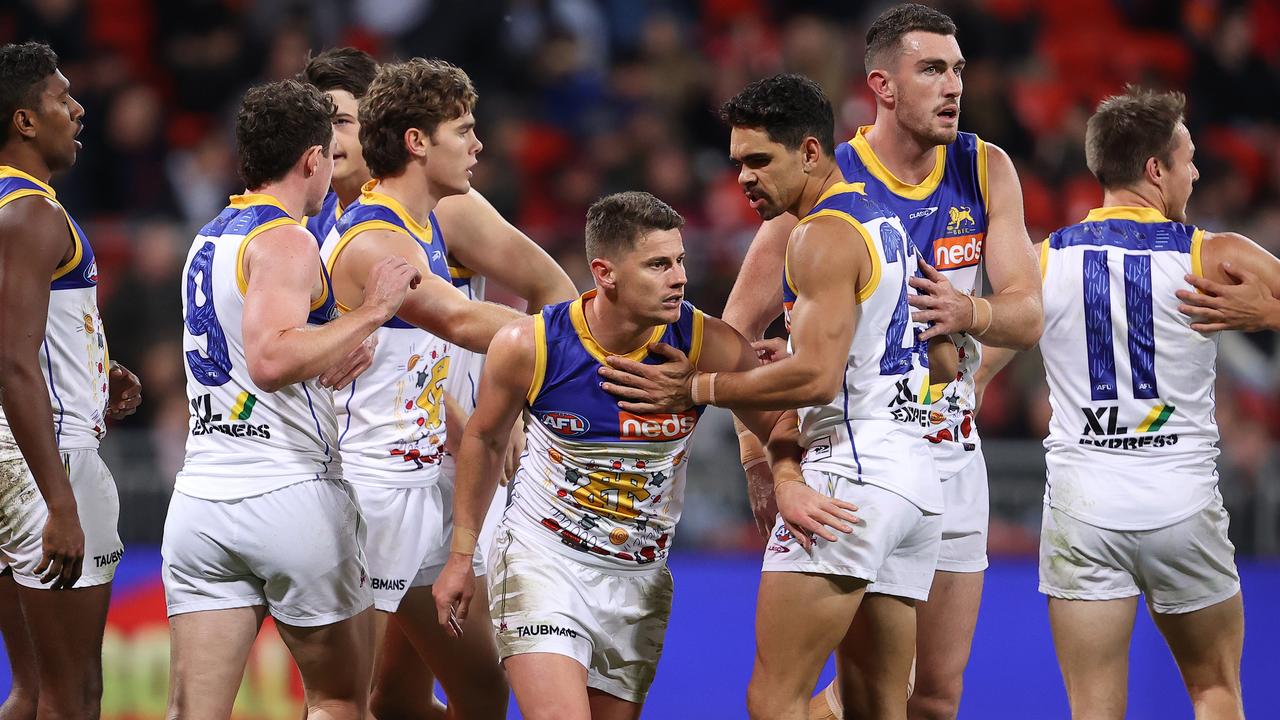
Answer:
[84,259,98,284]
[540,411,589,437]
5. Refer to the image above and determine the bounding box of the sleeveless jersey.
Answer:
[320,183,453,487]
[305,190,341,247]
[443,258,486,414]
[507,291,706,571]
[837,127,989,474]
[1041,206,1219,530]
[782,182,940,514]
[0,166,108,461]
[177,193,340,500]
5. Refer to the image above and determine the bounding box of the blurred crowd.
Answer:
[4,0,1278,551]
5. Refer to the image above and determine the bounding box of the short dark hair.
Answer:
[235,79,334,189]
[585,191,685,260]
[300,47,378,99]
[719,74,835,155]
[0,42,59,145]
[1085,86,1187,190]
[359,58,477,179]
[864,3,957,72]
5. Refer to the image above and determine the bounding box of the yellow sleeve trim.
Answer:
[51,207,84,281]
[1190,228,1205,279]
[977,138,990,213]
[235,217,298,296]
[796,209,881,303]
[1039,238,1050,281]
[0,189,83,281]
[328,220,415,312]
[687,309,705,369]
[526,312,547,404]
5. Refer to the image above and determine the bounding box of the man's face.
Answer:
[34,70,85,173]
[326,89,369,187]
[425,111,482,198]
[606,228,687,326]
[885,31,964,147]
[1159,123,1199,223]
[729,126,807,221]
[303,142,335,216]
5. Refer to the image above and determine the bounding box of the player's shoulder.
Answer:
[0,190,63,229]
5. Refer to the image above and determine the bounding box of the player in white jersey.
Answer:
[432,190,848,719]
[0,42,142,720]
[715,6,1044,718]
[598,75,943,720]
[300,47,578,719]
[1037,87,1280,720]
[162,79,420,720]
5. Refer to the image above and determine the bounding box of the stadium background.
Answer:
[2,0,1279,716]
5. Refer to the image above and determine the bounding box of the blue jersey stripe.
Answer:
[1083,250,1118,401]
[1123,254,1158,400]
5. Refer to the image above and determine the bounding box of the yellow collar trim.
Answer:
[1083,206,1170,224]
[360,181,433,242]
[229,193,292,216]
[813,181,866,207]
[0,165,56,196]
[849,126,946,200]
[569,289,665,364]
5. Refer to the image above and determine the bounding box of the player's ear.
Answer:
[866,68,893,106]
[404,127,429,160]
[589,256,616,290]
[11,107,38,140]
[802,136,822,173]
[1144,155,1163,185]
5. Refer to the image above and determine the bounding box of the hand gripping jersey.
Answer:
[836,127,990,475]
[0,166,108,462]
[443,258,486,414]
[507,291,706,570]
[782,182,941,514]
[177,194,340,500]
[319,183,453,487]
[1041,207,1219,530]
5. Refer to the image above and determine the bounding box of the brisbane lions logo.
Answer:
[946,206,975,234]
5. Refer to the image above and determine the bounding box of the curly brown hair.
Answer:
[235,79,334,189]
[359,58,477,179]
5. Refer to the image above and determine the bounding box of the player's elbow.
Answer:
[798,366,843,406]
[1008,311,1043,350]
[0,348,41,388]
[245,353,292,393]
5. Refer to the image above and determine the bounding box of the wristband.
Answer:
[975,297,994,336]
[691,372,718,406]
[734,417,766,467]
[451,526,479,555]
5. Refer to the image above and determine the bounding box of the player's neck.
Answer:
[1101,187,1168,218]
[246,180,306,220]
[332,173,368,209]
[865,118,939,185]
[583,290,660,356]
[0,147,55,184]
[793,163,843,219]
[374,171,440,227]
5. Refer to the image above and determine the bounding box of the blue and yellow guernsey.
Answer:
[836,126,990,474]
[505,290,706,570]
[177,194,339,500]
[318,182,454,487]
[0,166,108,462]
[779,183,939,514]
[1041,207,1218,531]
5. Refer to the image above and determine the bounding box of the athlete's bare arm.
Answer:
[332,228,523,353]
[241,223,418,392]
[910,143,1043,349]
[695,316,858,547]
[722,215,796,339]
[1177,231,1280,332]
[432,318,536,632]
[435,189,577,311]
[0,195,83,588]
[599,215,864,412]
